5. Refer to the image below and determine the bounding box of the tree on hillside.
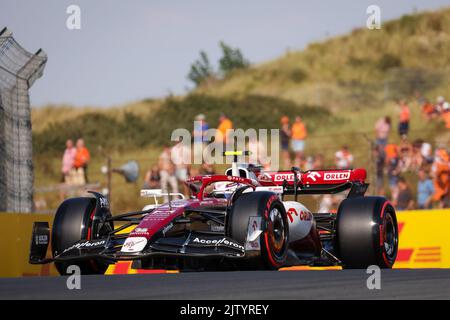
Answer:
[187,51,214,86]
[218,41,249,76]
[187,42,250,87]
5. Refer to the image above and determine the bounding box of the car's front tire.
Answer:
[52,197,113,275]
[227,191,289,270]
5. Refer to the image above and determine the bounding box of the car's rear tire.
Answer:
[335,196,398,269]
[227,191,289,270]
[52,197,113,275]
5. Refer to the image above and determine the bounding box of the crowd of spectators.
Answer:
[373,97,450,210]
[61,138,90,186]
[421,96,450,128]
[280,97,449,211]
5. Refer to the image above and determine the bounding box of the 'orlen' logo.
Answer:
[273,173,301,182]
[287,208,312,223]
[324,171,350,181]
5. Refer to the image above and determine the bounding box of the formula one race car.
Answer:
[30,151,398,275]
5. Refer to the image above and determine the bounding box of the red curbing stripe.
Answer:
[40,264,50,276]
[136,269,168,274]
[113,261,132,274]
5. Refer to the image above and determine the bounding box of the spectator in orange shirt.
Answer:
[74,138,91,183]
[434,170,449,208]
[442,103,450,129]
[385,143,400,195]
[291,116,307,167]
[432,148,450,208]
[398,100,410,137]
[385,143,398,162]
[422,99,435,120]
[217,114,233,148]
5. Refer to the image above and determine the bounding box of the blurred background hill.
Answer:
[196,8,450,109]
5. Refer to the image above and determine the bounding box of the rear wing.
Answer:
[259,168,368,197]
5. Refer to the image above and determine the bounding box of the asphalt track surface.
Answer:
[0,269,449,299]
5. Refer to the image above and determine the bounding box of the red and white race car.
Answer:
[30,152,398,274]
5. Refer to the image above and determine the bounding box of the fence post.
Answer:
[0,28,47,213]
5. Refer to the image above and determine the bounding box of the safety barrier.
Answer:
[393,209,449,268]
[0,208,449,277]
[0,213,58,277]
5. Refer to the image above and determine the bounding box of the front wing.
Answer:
[29,223,250,265]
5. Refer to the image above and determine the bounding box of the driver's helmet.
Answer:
[225,163,260,181]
